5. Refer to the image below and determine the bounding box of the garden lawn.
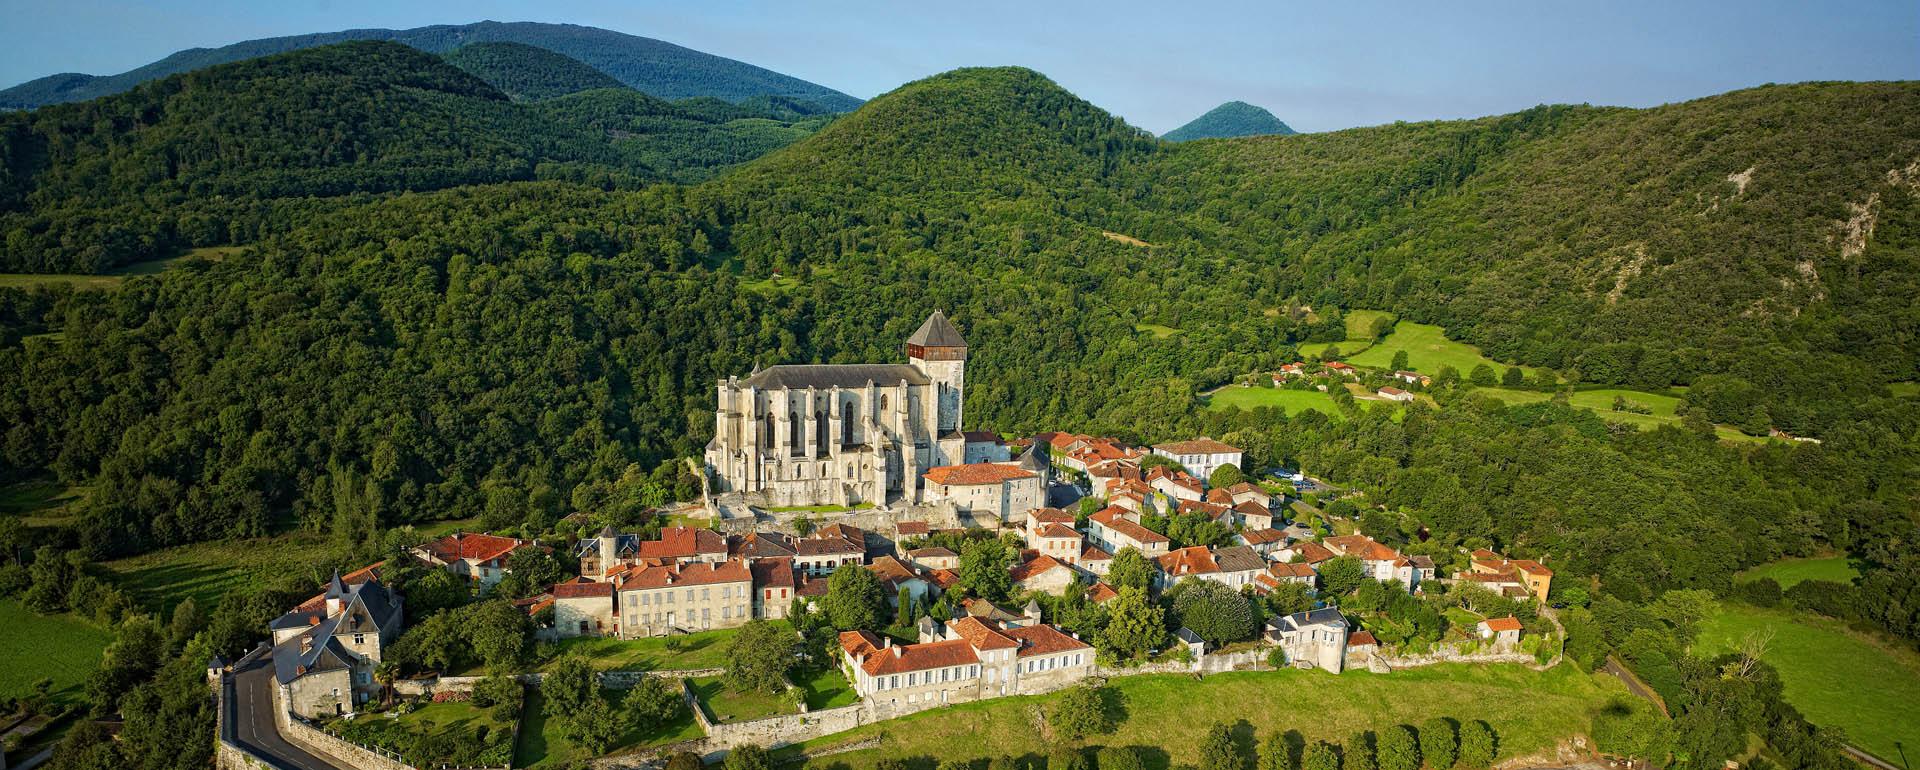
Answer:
[101,534,341,615]
[545,623,786,672]
[1204,386,1346,419]
[329,700,516,768]
[515,686,703,767]
[691,676,796,723]
[1349,322,1540,380]
[0,600,112,705]
[1695,604,1920,761]
[1733,557,1859,589]
[796,668,859,710]
[782,663,1628,769]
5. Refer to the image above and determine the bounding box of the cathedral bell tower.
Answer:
[906,310,967,434]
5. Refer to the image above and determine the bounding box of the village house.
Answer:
[1236,527,1290,557]
[1049,434,1145,475]
[1079,546,1113,575]
[1392,370,1431,386]
[1323,534,1422,591]
[1267,607,1350,673]
[1477,615,1524,648]
[1151,437,1244,486]
[1376,386,1415,402]
[1290,540,1336,566]
[1469,549,1555,602]
[1275,362,1308,380]
[1259,561,1318,591]
[729,531,798,561]
[922,463,1044,524]
[868,555,933,606]
[1232,500,1275,531]
[894,520,931,540]
[795,523,867,576]
[1010,553,1080,595]
[1146,467,1206,502]
[1325,362,1358,378]
[1225,481,1272,509]
[1087,506,1171,557]
[1346,630,1379,662]
[270,570,404,718]
[838,614,1092,711]
[411,532,533,588]
[1026,508,1085,564]
[905,546,960,571]
[750,557,799,620]
[613,559,754,637]
[547,580,615,639]
[962,431,1011,464]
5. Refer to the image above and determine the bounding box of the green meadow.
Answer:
[1733,556,1859,589]
[0,599,113,706]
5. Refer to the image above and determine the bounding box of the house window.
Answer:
[353,634,365,645]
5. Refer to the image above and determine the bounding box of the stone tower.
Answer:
[906,310,967,434]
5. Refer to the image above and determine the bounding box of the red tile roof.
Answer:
[751,557,797,590]
[1010,554,1072,583]
[1240,528,1288,545]
[418,533,527,565]
[1508,559,1554,576]
[1029,507,1077,524]
[1080,545,1113,561]
[1326,362,1356,372]
[1292,542,1335,564]
[923,464,1037,486]
[1038,523,1082,540]
[1324,535,1404,563]
[551,581,613,599]
[1156,546,1220,577]
[1087,583,1120,603]
[860,638,981,676]
[637,527,728,560]
[1269,562,1317,578]
[948,616,1020,650]
[839,630,882,659]
[615,559,752,591]
[1481,616,1523,632]
[1348,630,1378,647]
[1205,488,1235,505]
[908,546,958,559]
[1091,506,1170,545]
[1153,437,1241,455]
[866,556,923,587]
[895,521,930,536]
[1006,623,1092,657]
[927,568,961,589]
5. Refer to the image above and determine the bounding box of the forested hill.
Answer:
[0,20,863,111]
[1161,100,1297,141]
[0,41,833,272]
[441,41,626,100]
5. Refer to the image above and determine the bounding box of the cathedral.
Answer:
[705,311,969,508]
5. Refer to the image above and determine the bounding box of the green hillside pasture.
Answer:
[0,599,112,705]
[1474,387,1761,443]
[1696,604,1920,761]
[783,664,1632,769]
[1890,381,1919,398]
[1134,323,1183,338]
[1348,321,1537,379]
[1343,309,1396,339]
[1733,556,1859,589]
[102,534,341,614]
[1201,385,1401,421]
[0,246,238,290]
[0,480,86,527]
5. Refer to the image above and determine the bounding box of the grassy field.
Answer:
[0,247,240,290]
[0,600,113,705]
[784,663,1631,769]
[101,534,341,614]
[544,623,782,672]
[796,667,859,710]
[1473,387,1763,443]
[1348,322,1538,380]
[1733,556,1859,589]
[1295,310,1394,359]
[330,700,516,767]
[1204,386,1347,419]
[1889,381,1919,398]
[1134,323,1183,338]
[691,676,797,723]
[0,480,87,527]
[515,686,704,767]
[1696,604,1920,760]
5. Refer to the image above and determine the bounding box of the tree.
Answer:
[49,720,122,770]
[1376,725,1419,770]
[1100,587,1167,661]
[1343,732,1375,770]
[1501,367,1524,387]
[1390,350,1409,371]
[1107,547,1154,592]
[1457,720,1495,769]
[567,694,625,754]
[86,614,165,716]
[1049,684,1115,742]
[958,538,1014,601]
[466,599,533,671]
[1433,366,1462,387]
[1261,731,1298,770]
[1099,746,1147,770]
[1468,364,1496,387]
[1050,746,1091,770]
[1419,718,1456,769]
[1318,556,1366,596]
[627,674,688,728]
[823,562,888,631]
[543,656,596,716]
[665,752,705,770]
[406,568,472,619]
[1209,463,1246,489]
[1302,741,1339,770]
[726,619,793,693]
[724,745,773,770]
[1199,722,1238,770]
[23,547,76,613]
[1266,581,1313,616]
[494,547,569,599]
[167,597,205,651]
[471,673,524,722]
[1169,578,1257,644]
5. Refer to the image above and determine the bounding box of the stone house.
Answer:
[1087,506,1170,557]
[906,546,959,571]
[1150,438,1244,484]
[1469,549,1554,602]
[1236,527,1290,557]
[1146,467,1206,502]
[921,463,1044,525]
[1256,561,1318,591]
[1323,534,1421,591]
[270,571,403,718]
[1225,481,1272,509]
[411,532,532,588]
[868,555,933,606]
[613,559,753,637]
[1267,608,1349,673]
[750,557,799,620]
[838,615,1092,711]
[1010,554,1080,595]
[1079,546,1113,575]
[1477,615,1523,648]
[795,524,867,576]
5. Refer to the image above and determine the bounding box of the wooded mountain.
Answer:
[441,41,625,101]
[0,65,1914,633]
[1162,101,1297,141]
[0,42,831,272]
[0,20,862,111]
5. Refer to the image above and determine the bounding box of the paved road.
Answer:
[226,651,356,770]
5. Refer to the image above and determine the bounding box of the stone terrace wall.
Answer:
[393,668,720,697]
[272,683,426,770]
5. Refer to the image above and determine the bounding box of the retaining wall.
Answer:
[272,680,425,770]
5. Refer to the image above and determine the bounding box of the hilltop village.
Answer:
[227,312,1566,768]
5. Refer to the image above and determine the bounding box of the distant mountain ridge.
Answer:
[0,20,862,110]
[441,41,626,101]
[1162,100,1297,141]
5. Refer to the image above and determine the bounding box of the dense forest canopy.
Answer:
[1162,100,1298,142]
[0,59,1914,631]
[0,19,864,110]
[441,41,627,101]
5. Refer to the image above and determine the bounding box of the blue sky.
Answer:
[1,0,1914,133]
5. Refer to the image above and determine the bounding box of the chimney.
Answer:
[882,636,891,648]
[299,636,312,653]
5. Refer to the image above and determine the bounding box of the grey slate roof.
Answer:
[1275,607,1349,632]
[907,311,967,348]
[741,364,929,390]
[1016,441,1048,472]
[1211,545,1267,574]
[572,532,642,559]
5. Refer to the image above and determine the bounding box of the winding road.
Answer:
[224,647,355,770]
